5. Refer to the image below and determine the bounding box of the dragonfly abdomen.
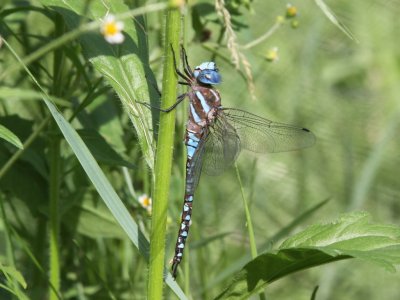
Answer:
[171,132,201,278]
[171,194,193,277]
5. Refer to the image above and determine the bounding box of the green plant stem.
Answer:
[235,164,267,300]
[242,21,282,50]
[234,164,257,258]
[48,15,64,299]
[147,2,181,299]
[48,126,61,300]
[0,194,22,297]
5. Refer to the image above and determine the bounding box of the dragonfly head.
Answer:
[193,62,221,85]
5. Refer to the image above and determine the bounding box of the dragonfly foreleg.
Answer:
[180,45,193,80]
[136,93,187,113]
[170,44,192,83]
[145,74,161,96]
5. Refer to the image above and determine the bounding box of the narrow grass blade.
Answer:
[0,125,23,149]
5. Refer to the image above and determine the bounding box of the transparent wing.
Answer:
[187,108,315,187]
[221,108,315,153]
[201,116,241,176]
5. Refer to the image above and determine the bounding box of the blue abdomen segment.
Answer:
[186,132,200,159]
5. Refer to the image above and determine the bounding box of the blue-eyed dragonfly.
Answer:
[149,47,315,279]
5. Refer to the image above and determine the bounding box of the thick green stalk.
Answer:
[147,2,181,299]
[48,15,64,300]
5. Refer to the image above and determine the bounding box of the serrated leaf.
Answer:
[204,199,330,291]
[0,124,23,149]
[215,212,400,300]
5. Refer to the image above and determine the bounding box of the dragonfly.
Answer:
[152,47,315,279]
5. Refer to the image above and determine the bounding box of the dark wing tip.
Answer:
[302,127,316,148]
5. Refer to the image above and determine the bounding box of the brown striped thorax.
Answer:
[186,62,222,133]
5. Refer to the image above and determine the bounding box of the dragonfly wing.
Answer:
[222,108,315,153]
[202,115,241,176]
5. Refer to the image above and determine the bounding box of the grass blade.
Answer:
[0,124,23,150]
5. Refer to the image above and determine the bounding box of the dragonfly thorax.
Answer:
[193,62,221,85]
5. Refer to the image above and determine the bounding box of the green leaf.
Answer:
[65,198,128,239]
[0,124,23,149]
[314,0,358,42]
[0,261,28,289]
[215,212,400,300]
[203,199,330,292]
[78,129,134,168]
[0,149,47,218]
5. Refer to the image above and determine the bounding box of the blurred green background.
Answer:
[1,0,400,299]
[173,0,400,298]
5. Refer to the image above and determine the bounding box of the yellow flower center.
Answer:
[104,23,118,36]
[286,5,297,18]
[142,197,151,207]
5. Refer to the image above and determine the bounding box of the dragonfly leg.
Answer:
[171,193,194,279]
[137,93,187,113]
[145,74,161,96]
[170,44,192,83]
[180,46,193,79]
[178,81,190,86]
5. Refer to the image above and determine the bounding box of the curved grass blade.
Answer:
[0,125,23,150]
[43,98,186,299]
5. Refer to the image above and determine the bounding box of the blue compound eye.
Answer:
[193,62,221,85]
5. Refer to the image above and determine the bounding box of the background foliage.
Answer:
[1,0,400,299]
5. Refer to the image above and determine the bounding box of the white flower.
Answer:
[138,194,152,214]
[101,14,125,44]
